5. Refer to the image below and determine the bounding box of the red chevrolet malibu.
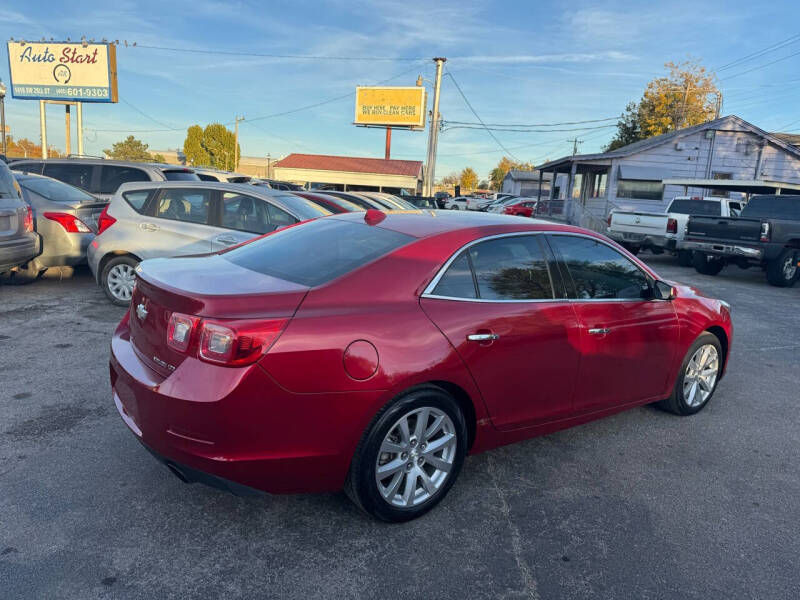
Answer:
[110,210,732,521]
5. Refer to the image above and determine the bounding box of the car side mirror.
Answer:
[653,280,676,300]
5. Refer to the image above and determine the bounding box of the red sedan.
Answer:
[110,210,732,521]
[504,199,538,217]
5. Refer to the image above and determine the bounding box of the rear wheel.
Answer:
[693,252,725,276]
[765,248,798,287]
[101,256,139,306]
[345,386,467,522]
[658,332,723,415]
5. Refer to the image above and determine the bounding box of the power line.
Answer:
[132,43,423,62]
[443,116,618,127]
[445,69,520,161]
[721,48,800,81]
[442,123,617,133]
[715,33,800,72]
[120,97,174,129]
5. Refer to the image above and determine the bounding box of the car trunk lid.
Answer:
[130,254,309,376]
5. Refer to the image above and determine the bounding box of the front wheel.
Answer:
[658,332,723,415]
[765,248,798,287]
[693,252,725,276]
[101,255,139,306]
[345,386,467,522]
[676,250,693,267]
[450,204,460,210]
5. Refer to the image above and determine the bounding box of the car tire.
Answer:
[101,255,139,306]
[765,248,798,287]
[693,251,725,276]
[450,205,459,210]
[658,332,723,416]
[677,250,693,267]
[345,386,467,522]
[621,243,640,256]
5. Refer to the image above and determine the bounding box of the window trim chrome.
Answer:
[421,229,661,304]
[421,231,561,303]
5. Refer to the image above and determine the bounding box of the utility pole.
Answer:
[0,79,7,156]
[234,115,244,171]
[424,57,446,197]
[65,105,71,156]
[76,102,83,157]
[39,100,48,159]
[569,137,583,155]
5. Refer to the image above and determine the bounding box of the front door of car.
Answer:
[547,234,680,413]
[420,233,582,430]
[209,192,299,251]
[137,188,215,259]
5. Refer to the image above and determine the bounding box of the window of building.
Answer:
[616,179,662,201]
[591,172,607,198]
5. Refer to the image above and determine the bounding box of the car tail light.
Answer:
[166,314,288,367]
[96,206,116,235]
[43,212,92,233]
[666,218,678,234]
[167,313,198,353]
[22,205,34,232]
[760,222,770,242]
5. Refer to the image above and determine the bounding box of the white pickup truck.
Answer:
[607,196,745,263]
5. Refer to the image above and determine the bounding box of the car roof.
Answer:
[115,180,298,198]
[8,157,194,172]
[327,209,588,239]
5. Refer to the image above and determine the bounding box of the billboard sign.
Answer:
[6,41,118,103]
[354,86,426,129]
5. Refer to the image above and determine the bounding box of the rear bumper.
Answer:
[682,240,763,260]
[35,232,92,269]
[0,233,41,272]
[607,230,669,248]
[110,318,380,495]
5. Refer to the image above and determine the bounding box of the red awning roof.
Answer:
[274,153,423,177]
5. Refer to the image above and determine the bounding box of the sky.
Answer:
[2,0,800,181]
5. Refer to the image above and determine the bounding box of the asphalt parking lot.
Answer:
[1,256,799,599]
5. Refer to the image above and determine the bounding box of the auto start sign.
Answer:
[6,41,118,102]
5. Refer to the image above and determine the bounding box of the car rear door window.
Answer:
[156,189,211,224]
[43,163,94,192]
[99,166,150,194]
[122,190,151,213]
[432,235,555,300]
[549,235,649,300]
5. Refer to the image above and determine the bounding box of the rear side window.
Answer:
[433,235,554,300]
[0,162,21,198]
[668,199,721,216]
[99,166,150,194]
[741,196,800,220]
[222,218,413,286]
[221,192,298,234]
[122,190,151,213]
[163,170,200,181]
[156,189,211,224]
[550,235,648,300]
[43,163,94,191]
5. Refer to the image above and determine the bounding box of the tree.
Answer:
[460,167,478,190]
[489,156,535,190]
[478,180,489,189]
[104,135,160,162]
[440,172,459,187]
[182,123,240,170]
[4,135,62,159]
[605,60,719,151]
[605,102,643,151]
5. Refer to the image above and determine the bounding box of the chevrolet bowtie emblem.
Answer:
[136,303,148,321]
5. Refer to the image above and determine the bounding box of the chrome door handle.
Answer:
[467,333,499,342]
[588,328,611,335]
[215,235,238,245]
[139,223,159,231]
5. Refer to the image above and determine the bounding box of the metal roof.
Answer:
[274,153,423,177]
[538,115,800,171]
[663,178,800,193]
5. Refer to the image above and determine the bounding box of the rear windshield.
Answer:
[0,163,20,198]
[668,199,721,216]
[272,193,332,221]
[742,195,800,220]
[163,170,200,181]
[21,177,97,203]
[222,218,414,286]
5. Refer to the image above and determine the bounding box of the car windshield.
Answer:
[163,170,200,181]
[669,199,721,215]
[273,193,332,220]
[222,218,413,286]
[741,196,800,220]
[20,177,97,203]
[0,163,20,198]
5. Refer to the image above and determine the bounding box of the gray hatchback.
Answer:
[0,161,41,277]
[87,181,330,305]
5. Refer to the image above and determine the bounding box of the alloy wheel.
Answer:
[683,344,720,407]
[782,255,797,280]
[107,264,136,302]
[375,407,457,507]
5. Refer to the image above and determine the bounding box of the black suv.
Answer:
[8,158,199,200]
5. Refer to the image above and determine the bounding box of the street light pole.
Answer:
[0,79,7,156]
[424,57,446,197]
